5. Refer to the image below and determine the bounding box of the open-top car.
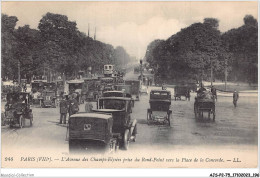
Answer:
[68,113,118,153]
[4,92,33,128]
[92,97,137,150]
[147,90,172,126]
[194,91,215,121]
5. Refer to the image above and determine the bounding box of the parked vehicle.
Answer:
[93,97,137,150]
[68,113,118,153]
[174,85,191,101]
[147,90,172,126]
[4,92,33,128]
[194,91,215,121]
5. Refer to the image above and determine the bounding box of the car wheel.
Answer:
[19,115,24,128]
[133,125,137,142]
[30,113,33,127]
[123,129,130,150]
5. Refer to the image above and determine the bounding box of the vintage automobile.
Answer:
[92,97,137,150]
[124,80,141,101]
[40,91,57,108]
[194,91,215,121]
[82,78,100,101]
[174,85,191,101]
[104,64,116,77]
[67,80,84,104]
[37,82,57,108]
[114,85,131,94]
[147,90,172,126]
[102,90,134,107]
[68,113,118,153]
[4,92,33,128]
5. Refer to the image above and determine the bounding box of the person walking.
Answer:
[59,96,68,124]
[211,85,217,101]
[85,99,93,113]
[233,90,239,107]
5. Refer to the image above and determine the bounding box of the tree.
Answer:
[1,14,18,80]
[145,18,225,83]
[222,15,258,83]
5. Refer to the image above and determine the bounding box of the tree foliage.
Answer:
[145,16,257,83]
[1,13,132,81]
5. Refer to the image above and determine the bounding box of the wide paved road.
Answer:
[1,71,258,156]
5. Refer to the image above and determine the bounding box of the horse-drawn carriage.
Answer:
[174,85,190,101]
[147,90,172,126]
[194,91,215,121]
[4,92,33,128]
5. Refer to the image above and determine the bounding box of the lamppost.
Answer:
[140,59,143,85]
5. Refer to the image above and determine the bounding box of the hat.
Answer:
[72,93,77,99]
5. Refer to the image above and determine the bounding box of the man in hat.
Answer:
[59,95,68,124]
[211,85,217,101]
[85,98,93,113]
[233,90,239,107]
[68,93,79,116]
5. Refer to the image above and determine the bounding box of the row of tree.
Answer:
[2,13,132,81]
[144,15,258,84]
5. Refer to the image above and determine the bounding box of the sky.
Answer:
[2,1,258,59]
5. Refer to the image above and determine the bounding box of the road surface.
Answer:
[1,71,258,156]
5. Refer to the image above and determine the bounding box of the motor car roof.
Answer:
[70,113,112,120]
[150,89,171,93]
[99,97,132,101]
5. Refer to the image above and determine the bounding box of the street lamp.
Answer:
[140,59,143,85]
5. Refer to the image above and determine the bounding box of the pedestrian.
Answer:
[211,85,217,101]
[99,98,104,109]
[23,83,27,92]
[233,90,239,107]
[85,99,93,113]
[59,96,68,124]
[69,93,79,116]
[162,83,167,90]
[197,83,206,94]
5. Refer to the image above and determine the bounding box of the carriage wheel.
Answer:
[168,113,171,126]
[123,129,130,150]
[213,109,216,121]
[194,105,198,119]
[19,115,24,128]
[30,113,33,127]
[147,111,151,125]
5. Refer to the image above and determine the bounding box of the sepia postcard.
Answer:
[1,1,259,177]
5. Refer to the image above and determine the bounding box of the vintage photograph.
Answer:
[1,1,258,172]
